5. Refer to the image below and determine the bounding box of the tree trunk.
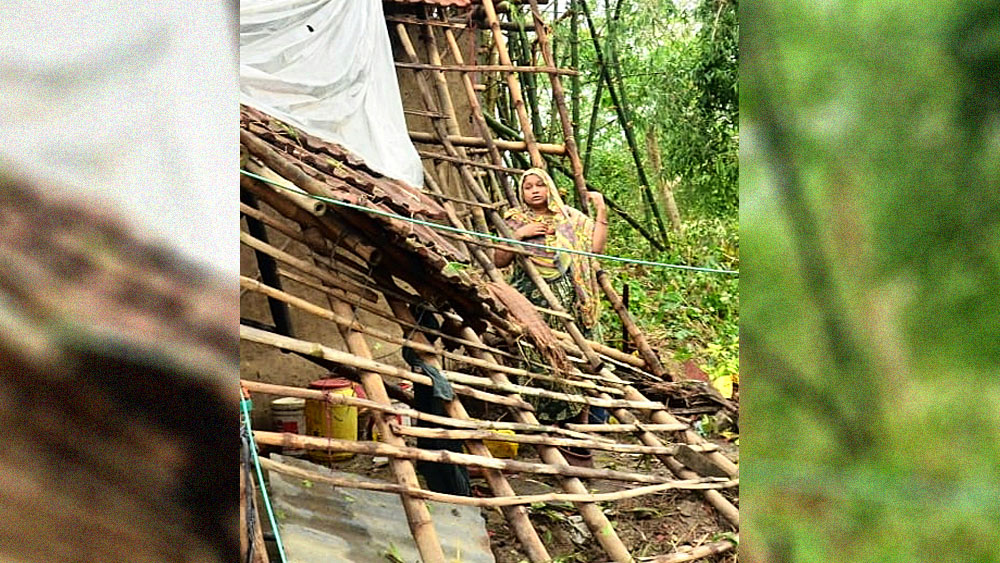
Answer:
[645,126,683,232]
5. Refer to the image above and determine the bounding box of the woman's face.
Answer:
[522,174,549,209]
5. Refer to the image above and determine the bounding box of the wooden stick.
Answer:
[418,150,522,175]
[241,379,615,444]
[526,0,590,211]
[603,393,739,527]
[324,298,446,563]
[623,386,739,477]
[409,130,565,154]
[239,230,379,303]
[244,160,327,216]
[239,325,534,412]
[258,457,736,509]
[563,423,687,433]
[458,327,636,563]
[596,269,671,380]
[240,170,379,263]
[439,15,518,204]
[390,425,716,456]
[419,187,508,208]
[240,276,630,400]
[386,295,552,563]
[644,539,737,563]
[480,0,546,167]
[253,431,691,485]
[395,61,579,75]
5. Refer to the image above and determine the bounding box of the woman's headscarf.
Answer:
[503,168,601,328]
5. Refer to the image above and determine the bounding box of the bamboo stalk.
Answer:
[578,0,670,244]
[596,270,670,380]
[245,160,327,216]
[480,0,546,167]
[563,423,687,433]
[241,379,615,443]
[645,126,682,232]
[438,11,518,204]
[386,298,552,563]
[241,275,631,399]
[623,386,739,477]
[326,298,447,563]
[253,431,685,485]
[391,425,715,456]
[645,540,737,563]
[418,150,522,175]
[240,170,379,264]
[526,0,591,212]
[458,327,636,563]
[259,457,736,508]
[409,130,565,154]
[246,463,270,563]
[603,393,739,527]
[396,61,579,75]
[239,230,379,303]
[240,325,534,411]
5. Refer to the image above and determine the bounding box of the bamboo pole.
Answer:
[408,130,565,154]
[239,325,534,411]
[645,126,683,232]
[241,379,615,443]
[240,276,632,399]
[563,423,686,433]
[391,425,715,456]
[253,431,683,485]
[623,386,739,477]
[418,150,522,175]
[246,463,270,563]
[480,0,545,167]
[239,170,379,263]
[326,298,447,563]
[578,0,670,244]
[570,0,580,142]
[396,61,579,75]
[239,231,379,303]
[526,0,591,212]
[582,73,604,177]
[507,24,545,140]
[385,297,551,563]
[245,160,327,216]
[602,394,739,527]
[458,327,636,563]
[259,457,736,508]
[438,11,518,203]
[646,540,737,563]
[596,269,670,380]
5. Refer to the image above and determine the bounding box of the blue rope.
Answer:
[240,169,738,276]
[241,397,288,563]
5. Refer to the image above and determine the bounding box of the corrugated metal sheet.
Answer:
[267,455,495,563]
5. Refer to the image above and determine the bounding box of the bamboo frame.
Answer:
[259,457,735,508]
[240,5,737,561]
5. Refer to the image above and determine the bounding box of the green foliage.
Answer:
[742,0,1000,561]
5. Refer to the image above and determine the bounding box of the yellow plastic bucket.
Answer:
[484,430,519,458]
[305,378,358,462]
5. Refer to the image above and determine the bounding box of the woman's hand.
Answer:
[514,222,552,240]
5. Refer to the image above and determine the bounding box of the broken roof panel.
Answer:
[267,455,495,563]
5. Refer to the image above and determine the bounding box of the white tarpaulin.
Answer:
[240,0,423,188]
[0,1,238,279]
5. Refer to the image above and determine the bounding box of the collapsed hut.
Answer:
[240,1,738,562]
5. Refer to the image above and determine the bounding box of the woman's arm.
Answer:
[588,192,608,253]
[494,222,550,268]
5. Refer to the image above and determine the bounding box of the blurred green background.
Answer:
[740,1,1000,561]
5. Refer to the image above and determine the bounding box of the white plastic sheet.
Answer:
[0,1,238,279]
[240,0,423,188]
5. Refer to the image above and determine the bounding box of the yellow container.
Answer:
[305,378,358,462]
[483,430,519,458]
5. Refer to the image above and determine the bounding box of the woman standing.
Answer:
[493,168,608,339]
[493,168,608,443]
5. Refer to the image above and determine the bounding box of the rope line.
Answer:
[239,169,739,275]
[241,397,288,563]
